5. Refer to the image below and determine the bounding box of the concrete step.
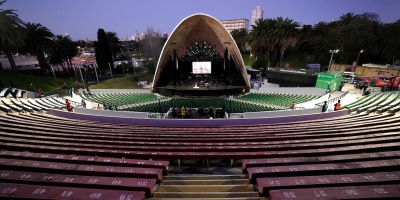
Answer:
[161,179,250,185]
[153,192,260,198]
[155,174,260,199]
[151,198,268,200]
[164,175,247,180]
[157,185,255,192]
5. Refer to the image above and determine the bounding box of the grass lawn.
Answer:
[242,52,310,69]
[0,71,153,93]
[0,71,78,92]
[0,52,311,93]
[89,74,143,89]
[242,54,255,67]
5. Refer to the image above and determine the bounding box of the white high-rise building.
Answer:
[220,19,249,32]
[251,6,263,27]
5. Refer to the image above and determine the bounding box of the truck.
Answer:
[373,75,400,91]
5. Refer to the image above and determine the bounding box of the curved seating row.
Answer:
[81,91,319,113]
[237,93,320,108]
[0,110,399,199]
[0,96,65,113]
[0,87,26,98]
[344,91,400,114]
[0,182,145,200]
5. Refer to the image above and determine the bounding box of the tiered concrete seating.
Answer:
[238,113,400,199]
[34,98,59,109]
[9,97,34,112]
[0,88,9,97]
[1,97,23,112]
[0,104,12,113]
[0,114,173,198]
[40,98,63,109]
[19,98,43,112]
[1,110,399,199]
[269,184,400,200]
[0,114,398,160]
[27,98,50,110]
[257,171,400,195]
[0,170,155,197]
[0,150,169,175]
[0,182,145,200]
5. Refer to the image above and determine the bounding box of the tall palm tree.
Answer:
[0,0,26,72]
[24,22,54,74]
[106,31,120,62]
[247,18,277,70]
[339,12,356,25]
[275,17,300,67]
[230,28,248,53]
[48,36,65,71]
[248,18,299,68]
[49,35,77,72]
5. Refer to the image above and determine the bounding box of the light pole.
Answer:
[93,63,99,84]
[108,63,114,79]
[78,65,85,88]
[328,49,339,71]
[157,96,161,118]
[356,50,364,65]
[72,64,78,81]
[50,65,57,85]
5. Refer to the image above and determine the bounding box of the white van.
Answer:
[343,72,356,84]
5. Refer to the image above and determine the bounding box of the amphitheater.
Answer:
[1,13,400,200]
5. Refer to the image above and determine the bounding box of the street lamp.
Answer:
[50,65,57,85]
[157,96,161,118]
[356,50,364,65]
[108,63,114,79]
[93,63,99,84]
[72,64,78,81]
[77,64,85,89]
[328,49,339,71]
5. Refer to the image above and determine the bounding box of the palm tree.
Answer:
[49,35,76,72]
[48,36,65,71]
[0,0,26,72]
[248,18,299,68]
[247,18,277,70]
[24,22,54,74]
[275,17,300,67]
[106,31,120,62]
[230,28,248,53]
[339,12,356,25]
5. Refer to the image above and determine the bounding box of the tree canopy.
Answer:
[239,12,400,69]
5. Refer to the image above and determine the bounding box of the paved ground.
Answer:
[339,83,385,108]
[296,83,382,111]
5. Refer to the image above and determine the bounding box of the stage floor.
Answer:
[157,85,243,91]
[155,84,249,96]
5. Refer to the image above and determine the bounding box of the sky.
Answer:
[3,0,400,41]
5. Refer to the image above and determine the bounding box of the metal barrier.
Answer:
[315,91,349,107]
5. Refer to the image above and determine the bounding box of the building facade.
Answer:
[220,19,249,33]
[251,6,263,27]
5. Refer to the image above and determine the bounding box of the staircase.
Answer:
[152,174,267,200]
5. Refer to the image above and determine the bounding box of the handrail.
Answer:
[315,91,349,107]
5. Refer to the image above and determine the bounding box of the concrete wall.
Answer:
[264,70,318,87]
[245,107,322,118]
[80,89,151,95]
[48,109,348,127]
[330,63,400,77]
[252,87,326,96]
[72,107,148,118]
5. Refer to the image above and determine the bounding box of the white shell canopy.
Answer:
[152,13,249,88]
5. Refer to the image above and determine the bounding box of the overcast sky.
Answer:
[4,0,400,40]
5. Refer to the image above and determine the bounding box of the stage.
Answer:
[154,84,249,97]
